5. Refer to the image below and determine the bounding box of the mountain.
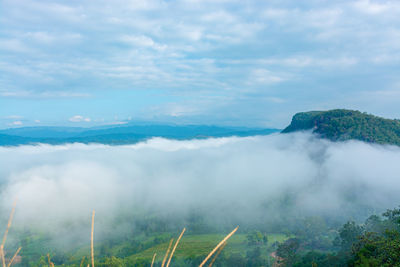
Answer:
[0,134,33,146]
[0,124,279,146]
[282,109,400,145]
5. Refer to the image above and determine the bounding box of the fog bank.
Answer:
[1,132,400,233]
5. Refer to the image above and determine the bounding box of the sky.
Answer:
[1,0,400,128]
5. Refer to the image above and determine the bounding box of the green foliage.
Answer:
[294,217,331,250]
[100,256,126,267]
[336,221,364,251]
[350,230,400,267]
[277,238,300,266]
[246,231,268,246]
[16,206,400,266]
[292,206,400,267]
[293,251,340,267]
[246,247,267,267]
[282,109,400,146]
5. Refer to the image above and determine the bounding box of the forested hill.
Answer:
[282,109,400,146]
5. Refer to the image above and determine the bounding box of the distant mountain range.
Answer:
[0,123,279,146]
[3,109,399,146]
[283,109,400,146]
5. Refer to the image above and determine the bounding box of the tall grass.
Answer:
[151,253,156,267]
[79,256,86,267]
[166,228,186,267]
[91,210,95,267]
[199,226,239,267]
[208,241,227,267]
[161,238,174,267]
[7,247,21,267]
[1,201,17,267]
[1,205,247,267]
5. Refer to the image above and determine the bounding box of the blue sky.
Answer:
[1,0,399,129]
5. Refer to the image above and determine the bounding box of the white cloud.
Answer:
[9,121,23,126]
[69,115,91,122]
[201,11,236,23]
[353,0,393,15]
[0,39,31,53]
[2,133,400,232]
[24,31,82,44]
[0,90,90,98]
[25,31,55,44]
[107,121,128,125]
[249,69,285,84]
[120,35,167,51]
[265,96,286,104]
[4,115,23,120]
[259,56,358,68]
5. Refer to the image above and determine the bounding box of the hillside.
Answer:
[282,109,400,145]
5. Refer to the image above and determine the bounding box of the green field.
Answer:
[17,229,288,265]
[127,233,287,262]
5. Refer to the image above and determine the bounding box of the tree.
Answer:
[246,247,267,267]
[335,221,363,251]
[103,256,126,267]
[247,231,268,246]
[277,238,300,266]
[350,230,400,267]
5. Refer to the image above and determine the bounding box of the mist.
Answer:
[1,132,400,242]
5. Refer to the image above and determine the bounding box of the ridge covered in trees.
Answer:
[282,109,400,146]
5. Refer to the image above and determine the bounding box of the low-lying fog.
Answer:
[1,132,400,237]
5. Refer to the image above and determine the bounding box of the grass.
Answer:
[2,204,288,265]
[127,233,288,262]
[199,226,238,267]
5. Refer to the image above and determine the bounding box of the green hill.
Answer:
[282,109,400,146]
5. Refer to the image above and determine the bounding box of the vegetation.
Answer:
[4,202,400,266]
[275,207,400,267]
[282,109,400,146]
[1,205,288,267]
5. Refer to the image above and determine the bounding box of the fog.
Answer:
[1,132,400,239]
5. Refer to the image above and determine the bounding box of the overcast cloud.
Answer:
[1,0,400,127]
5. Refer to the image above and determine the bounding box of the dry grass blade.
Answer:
[79,256,86,267]
[47,253,55,267]
[1,201,16,267]
[208,241,227,267]
[91,210,95,267]
[199,226,239,267]
[166,228,186,267]
[151,253,156,267]
[161,238,174,267]
[7,247,21,267]
[0,246,5,267]
[1,201,16,248]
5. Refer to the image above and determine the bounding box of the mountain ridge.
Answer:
[0,124,279,146]
[282,109,400,146]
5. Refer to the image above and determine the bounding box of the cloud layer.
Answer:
[2,132,400,239]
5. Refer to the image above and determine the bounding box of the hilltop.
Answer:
[282,109,400,146]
